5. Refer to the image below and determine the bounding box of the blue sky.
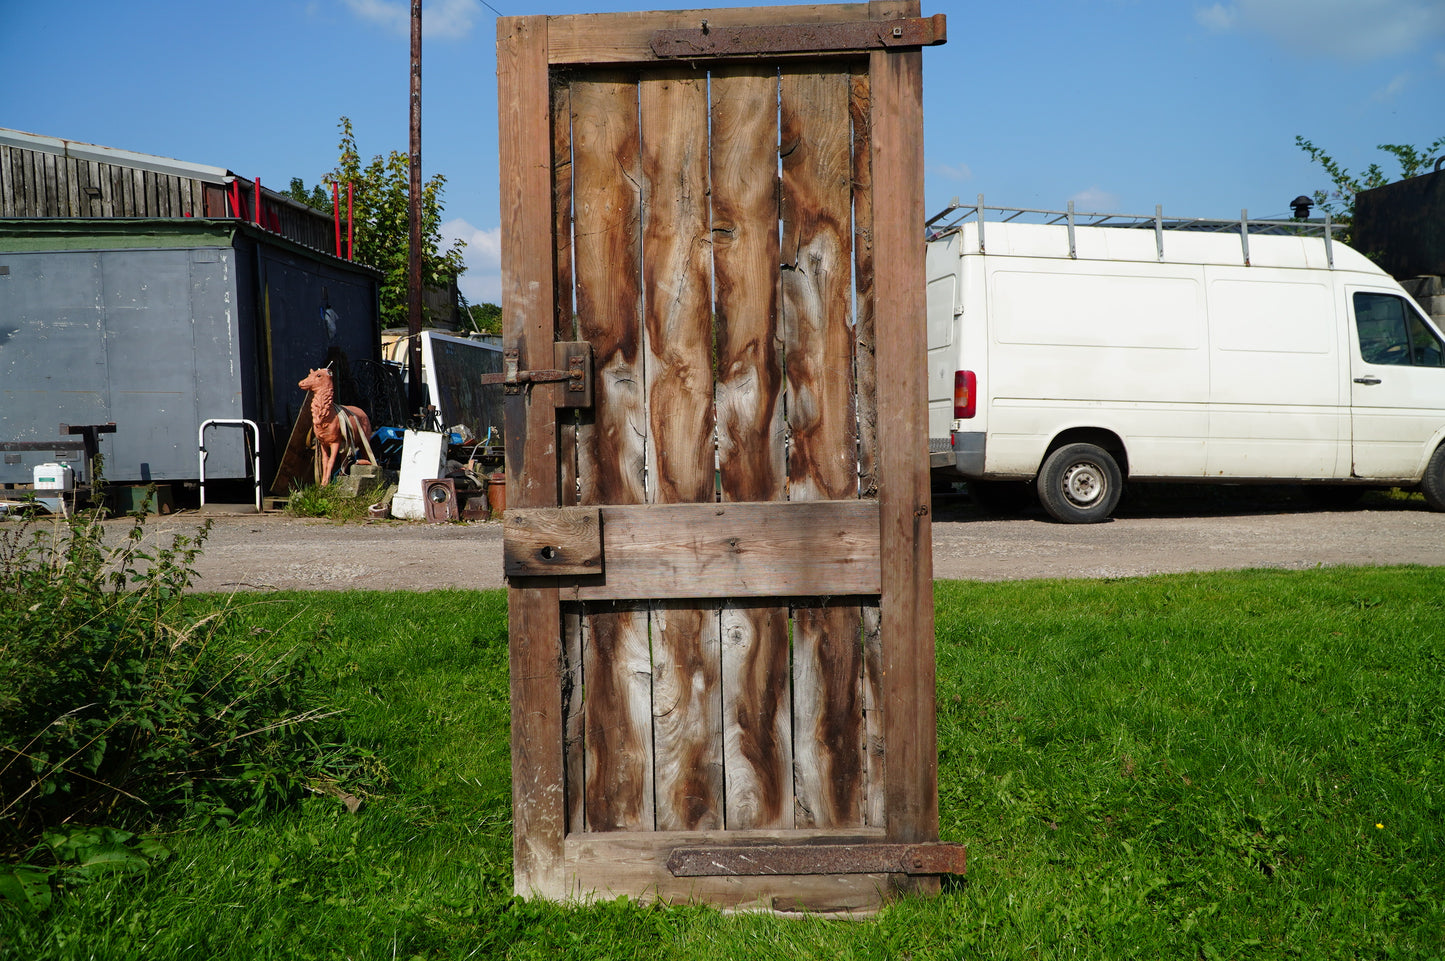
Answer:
[4,0,1442,304]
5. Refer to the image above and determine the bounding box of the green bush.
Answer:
[0,512,358,868]
[284,483,392,521]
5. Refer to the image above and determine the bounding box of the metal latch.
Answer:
[666,842,966,878]
[650,14,947,59]
[480,342,592,408]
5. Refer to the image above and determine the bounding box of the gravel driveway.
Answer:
[96,486,1445,593]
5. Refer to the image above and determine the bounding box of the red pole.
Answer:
[332,182,341,256]
[346,182,354,260]
[253,178,261,225]
[229,181,240,218]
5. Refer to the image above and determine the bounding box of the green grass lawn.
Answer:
[3,568,1442,959]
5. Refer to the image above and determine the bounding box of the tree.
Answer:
[465,301,502,336]
[283,177,329,211]
[327,117,467,332]
[1295,135,1445,242]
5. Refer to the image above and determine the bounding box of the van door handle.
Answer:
[1354,375,1382,385]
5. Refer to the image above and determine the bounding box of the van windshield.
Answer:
[1354,292,1445,367]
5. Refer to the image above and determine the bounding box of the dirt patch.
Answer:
[87,486,1445,593]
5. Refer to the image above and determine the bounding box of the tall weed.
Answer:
[0,511,370,870]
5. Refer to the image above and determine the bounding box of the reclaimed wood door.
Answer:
[497,2,955,913]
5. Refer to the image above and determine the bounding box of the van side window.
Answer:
[1354,292,1445,367]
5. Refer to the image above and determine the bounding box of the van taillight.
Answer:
[953,370,976,419]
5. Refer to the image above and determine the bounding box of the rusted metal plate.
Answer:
[666,842,966,877]
[650,15,945,59]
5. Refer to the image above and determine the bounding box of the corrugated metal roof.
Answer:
[0,126,235,184]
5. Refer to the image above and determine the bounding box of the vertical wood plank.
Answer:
[640,67,724,832]
[550,75,587,838]
[42,152,58,216]
[720,602,792,829]
[778,64,864,830]
[65,157,81,217]
[869,1,937,855]
[571,71,653,833]
[850,66,879,499]
[710,64,793,831]
[498,13,566,899]
[1,146,12,217]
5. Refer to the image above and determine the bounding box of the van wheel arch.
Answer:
[1036,430,1128,524]
[1041,429,1129,478]
[1421,444,1445,512]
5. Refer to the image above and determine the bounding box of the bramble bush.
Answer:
[0,507,374,909]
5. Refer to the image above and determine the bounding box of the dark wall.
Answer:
[1354,169,1445,279]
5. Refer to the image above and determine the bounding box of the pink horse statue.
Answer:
[299,367,375,483]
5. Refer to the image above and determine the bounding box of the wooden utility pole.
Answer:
[407,0,425,420]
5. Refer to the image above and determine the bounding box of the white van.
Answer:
[926,199,1445,523]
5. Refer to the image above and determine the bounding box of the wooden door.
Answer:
[497,2,955,913]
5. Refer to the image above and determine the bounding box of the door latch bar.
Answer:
[479,342,593,407]
[666,842,966,878]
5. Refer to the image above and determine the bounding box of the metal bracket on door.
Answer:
[650,15,947,59]
[480,342,593,407]
[666,842,967,878]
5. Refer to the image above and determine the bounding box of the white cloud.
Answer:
[1372,72,1411,101]
[1195,3,1235,31]
[933,162,974,182]
[342,0,478,39]
[441,218,502,304]
[1195,0,1445,61]
[1069,187,1122,212]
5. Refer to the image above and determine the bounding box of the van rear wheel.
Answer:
[1421,445,1445,512]
[1038,443,1122,523]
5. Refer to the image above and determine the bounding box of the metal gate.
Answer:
[497,2,955,912]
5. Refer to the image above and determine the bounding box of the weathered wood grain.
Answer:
[868,1,938,865]
[581,604,655,831]
[850,66,878,498]
[648,603,723,830]
[570,70,654,832]
[550,74,586,838]
[862,603,885,826]
[553,74,580,511]
[710,64,792,833]
[545,3,872,64]
[721,602,793,830]
[517,500,881,600]
[778,65,864,829]
[498,13,567,899]
[504,507,602,576]
[564,828,888,913]
[640,67,724,832]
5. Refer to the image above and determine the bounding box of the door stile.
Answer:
[710,64,794,832]
[778,63,867,829]
[639,68,727,832]
[498,13,567,899]
[849,64,888,828]
[570,71,655,833]
[868,0,939,865]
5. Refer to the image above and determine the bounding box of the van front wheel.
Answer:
[1421,445,1445,512]
[1037,443,1122,523]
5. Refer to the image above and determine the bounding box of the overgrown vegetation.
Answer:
[1295,134,1445,241]
[284,482,394,522]
[0,512,377,914]
[2,569,1440,958]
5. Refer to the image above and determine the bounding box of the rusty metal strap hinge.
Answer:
[666,842,966,878]
[650,14,947,59]
[479,342,593,408]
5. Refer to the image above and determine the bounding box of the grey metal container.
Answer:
[0,218,380,488]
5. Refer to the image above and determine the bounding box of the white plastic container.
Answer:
[33,463,75,491]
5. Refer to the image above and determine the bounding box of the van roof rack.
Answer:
[925,195,1337,268]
